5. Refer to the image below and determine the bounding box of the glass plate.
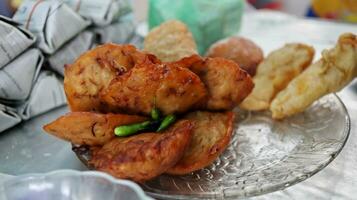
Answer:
[0,94,349,199]
[74,94,350,199]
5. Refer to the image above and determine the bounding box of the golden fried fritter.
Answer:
[43,112,147,146]
[89,120,194,182]
[144,20,198,62]
[206,36,264,76]
[64,43,159,113]
[168,55,254,110]
[101,63,207,115]
[271,33,357,119]
[167,111,234,175]
[240,43,315,111]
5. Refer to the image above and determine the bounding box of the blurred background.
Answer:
[1,0,357,23]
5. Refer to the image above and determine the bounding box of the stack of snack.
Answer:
[44,19,356,183]
[43,21,255,182]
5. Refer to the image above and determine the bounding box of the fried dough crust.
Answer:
[101,63,207,115]
[167,111,234,175]
[43,112,147,146]
[271,33,357,119]
[240,43,315,111]
[64,43,158,112]
[89,120,194,182]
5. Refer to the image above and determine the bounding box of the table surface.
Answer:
[1,11,357,200]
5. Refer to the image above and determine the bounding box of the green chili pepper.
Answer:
[157,114,176,132]
[151,108,161,121]
[114,121,151,137]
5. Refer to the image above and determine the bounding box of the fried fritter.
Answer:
[206,36,264,76]
[240,43,315,111]
[167,111,234,175]
[144,20,198,62]
[271,33,357,119]
[89,120,194,182]
[101,63,207,115]
[43,112,147,146]
[64,43,159,113]
[168,55,254,110]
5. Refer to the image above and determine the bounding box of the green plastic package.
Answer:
[148,0,244,54]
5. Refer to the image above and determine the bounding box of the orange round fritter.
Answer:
[64,43,159,113]
[89,120,194,182]
[43,112,147,146]
[206,36,264,76]
[167,111,234,175]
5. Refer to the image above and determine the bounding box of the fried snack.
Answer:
[64,43,159,113]
[89,120,194,182]
[43,112,147,146]
[167,111,234,175]
[240,43,315,111]
[144,20,198,62]
[206,36,264,76]
[101,63,207,115]
[168,55,254,110]
[271,33,357,119]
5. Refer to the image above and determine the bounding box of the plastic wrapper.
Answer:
[148,0,244,54]
[13,0,90,54]
[47,31,95,75]
[64,0,132,26]
[0,104,21,132]
[0,16,36,68]
[0,49,43,104]
[92,14,135,44]
[17,70,66,120]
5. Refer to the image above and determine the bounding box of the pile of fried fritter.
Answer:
[43,20,356,183]
[43,34,254,182]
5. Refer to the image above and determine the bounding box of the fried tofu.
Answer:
[43,112,147,146]
[240,43,315,111]
[64,43,159,113]
[101,63,207,115]
[167,111,234,175]
[271,33,357,119]
[89,120,194,182]
[144,20,198,62]
[168,55,254,110]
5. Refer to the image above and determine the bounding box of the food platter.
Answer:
[0,90,351,199]
[143,94,349,199]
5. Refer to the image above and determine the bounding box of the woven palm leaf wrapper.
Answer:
[0,104,21,132]
[63,0,132,26]
[47,31,95,76]
[0,16,36,68]
[17,70,66,120]
[13,0,90,54]
[0,49,43,105]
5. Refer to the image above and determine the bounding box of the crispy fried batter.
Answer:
[64,43,159,112]
[43,112,147,146]
[240,43,315,111]
[144,20,198,62]
[271,33,357,119]
[101,63,207,115]
[206,36,264,76]
[167,111,234,175]
[89,120,194,182]
[168,55,254,110]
